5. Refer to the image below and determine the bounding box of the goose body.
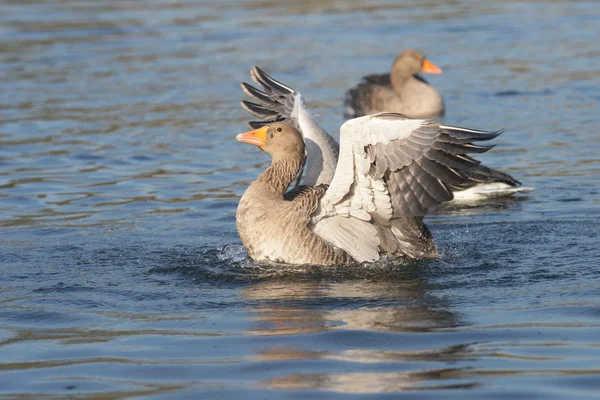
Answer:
[344,49,445,119]
[237,178,352,265]
[236,116,506,266]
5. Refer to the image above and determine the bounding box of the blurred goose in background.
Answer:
[235,115,504,266]
[240,67,533,200]
[344,49,445,119]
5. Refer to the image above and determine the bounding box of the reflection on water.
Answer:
[1,0,600,398]
[243,275,458,336]
[258,368,476,393]
[243,275,471,393]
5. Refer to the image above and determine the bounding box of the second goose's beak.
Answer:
[421,59,442,74]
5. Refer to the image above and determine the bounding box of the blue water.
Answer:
[1,0,599,398]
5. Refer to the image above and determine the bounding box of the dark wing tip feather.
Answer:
[249,67,263,88]
[251,66,295,95]
[431,141,496,155]
[460,163,522,187]
[242,68,300,125]
[465,143,496,153]
[241,82,275,105]
[247,117,286,129]
[439,125,505,142]
[240,100,279,119]
[482,128,505,141]
[248,120,267,129]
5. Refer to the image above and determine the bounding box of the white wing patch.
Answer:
[312,215,379,262]
[290,94,340,186]
[310,114,418,262]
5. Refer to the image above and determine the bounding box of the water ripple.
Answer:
[1,0,600,398]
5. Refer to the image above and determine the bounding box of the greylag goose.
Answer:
[344,49,445,119]
[240,67,533,200]
[236,116,504,266]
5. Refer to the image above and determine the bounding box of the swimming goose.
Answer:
[344,49,445,119]
[236,115,504,266]
[240,67,533,200]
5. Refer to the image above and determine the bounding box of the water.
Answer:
[1,0,599,398]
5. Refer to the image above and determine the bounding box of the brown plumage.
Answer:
[284,184,328,215]
[236,122,352,266]
[345,49,445,119]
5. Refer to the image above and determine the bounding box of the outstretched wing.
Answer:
[240,67,340,186]
[311,113,501,262]
[241,66,298,129]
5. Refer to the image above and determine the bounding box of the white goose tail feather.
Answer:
[451,183,535,202]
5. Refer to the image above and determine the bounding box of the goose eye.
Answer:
[276,127,282,133]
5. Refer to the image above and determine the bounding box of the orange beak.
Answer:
[236,126,268,147]
[421,59,442,74]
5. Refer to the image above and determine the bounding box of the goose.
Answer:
[236,115,505,266]
[345,49,445,119]
[240,66,533,200]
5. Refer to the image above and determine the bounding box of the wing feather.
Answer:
[240,100,280,120]
[240,67,340,186]
[310,112,502,260]
[432,141,495,154]
[240,82,277,105]
[424,149,480,169]
[407,163,448,207]
[417,157,466,186]
[251,66,295,95]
